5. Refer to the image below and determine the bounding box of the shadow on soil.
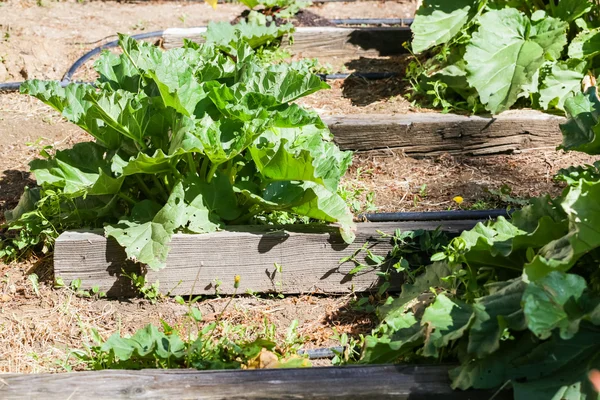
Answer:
[341,56,411,107]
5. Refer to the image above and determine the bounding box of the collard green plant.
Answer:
[360,86,600,399]
[408,0,600,114]
[0,34,355,268]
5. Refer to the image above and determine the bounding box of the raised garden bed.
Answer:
[0,364,512,400]
[162,26,411,57]
[55,220,478,297]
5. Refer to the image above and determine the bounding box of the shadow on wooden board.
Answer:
[348,28,411,56]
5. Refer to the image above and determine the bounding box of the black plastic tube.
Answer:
[317,72,397,80]
[299,346,344,359]
[331,18,414,25]
[359,209,513,222]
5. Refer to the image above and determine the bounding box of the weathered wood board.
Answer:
[163,26,412,57]
[324,110,565,156]
[0,365,512,400]
[54,221,479,297]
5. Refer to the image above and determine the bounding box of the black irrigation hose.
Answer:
[331,18,414,25]
[299,346,344,359]
[359,209,513,222]
[317,72,397,80]
[1,17,412,92]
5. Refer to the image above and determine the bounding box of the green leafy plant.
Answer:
[360,85,600,399]
[408,0,600,114]
[122,271,162,304]
[74,320,310,370]
[203,20,293,63]
[0,34,355,269]
[73,277,308,370]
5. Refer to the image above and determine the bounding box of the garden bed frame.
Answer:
[325,111,564,156]
[55,220,479,297]
[0,364,512,399]
[163,26,412,57]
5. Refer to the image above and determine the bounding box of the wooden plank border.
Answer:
[324,110,565,156]
[54,220,479,297]
[0,365,512,399]
[163,26,412,57]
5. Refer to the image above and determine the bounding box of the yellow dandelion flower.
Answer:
[453,196,464,205]
[234,275,241,289]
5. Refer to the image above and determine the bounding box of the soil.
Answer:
[1,0,598,375]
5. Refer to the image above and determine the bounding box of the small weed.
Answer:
[28,273,40,297]
[331,328,364,365]
[121,271,161,303]
[130,20,147,31]
[178,13,188,27]
[54,277,106,298]
[71,275,310,371]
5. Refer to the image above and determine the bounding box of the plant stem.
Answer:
[206,162,220,183]
[135,175,156,201]
[200,287,238,356]
[118,192,137,206]
[186,153,198,177]
[199,157,209,182]
[152,175,169,202]
[230,207,262,225]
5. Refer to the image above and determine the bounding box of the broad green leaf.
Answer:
[143,48,208,117]
[183,172,241,223]
[559,87,600,154]
[377,262,452,320]
[523,271,587,340]
[203,21,294,50]
[190,115,258,167]
[360,312,425,364]
[29,142,123,195]
[539,59,588,111]
[568,28,600,60]
[237,62,329,104]
[464,9,568,114]
[421,294,473,357]
[467,278,527,358]
[119,149,178,176]
[411,0,479,54]
[239,181,355,242]
[525,178,600,281]
[94,50,142,93]
[105,182,187,270]
[554,0,593,23]
[453,326,600,400]
[251,125,352,192]
[20,81,122,149]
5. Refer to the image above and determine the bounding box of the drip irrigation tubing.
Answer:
[330,18,413,25]
[299,346,344,359]
[0,18,412,92]
[358,209,513,222]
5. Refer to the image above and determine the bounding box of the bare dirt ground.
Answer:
[0,0,597,375]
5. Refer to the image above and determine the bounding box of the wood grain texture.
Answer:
[0,365,512,400]
[323,110,566,156]
[163,27,411,57]
[54,221,479,297]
